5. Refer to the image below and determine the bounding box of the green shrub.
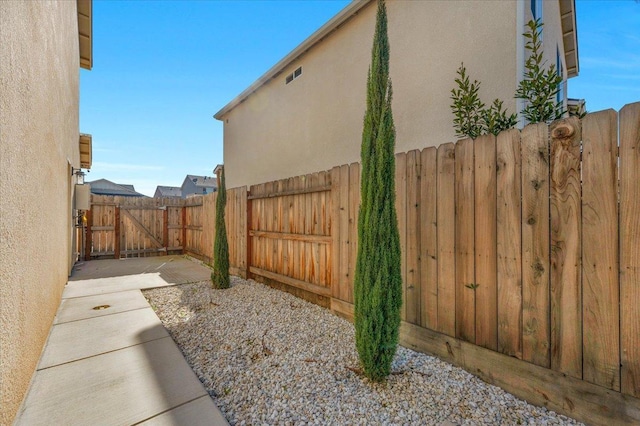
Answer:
[450,64,517,139]
[515,19,565,123]
[450,64,485,139]
[482,99,518,136]
[211,167,230,289]
[354,0,403,383]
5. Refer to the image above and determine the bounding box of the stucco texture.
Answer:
[0,1,80,423]
[221,0,567,189]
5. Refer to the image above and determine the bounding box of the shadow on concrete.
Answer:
[70,256,212,284]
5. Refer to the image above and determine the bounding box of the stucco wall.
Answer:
[0,1,80,423]
[221,0,569,189]
[222,0,525,189]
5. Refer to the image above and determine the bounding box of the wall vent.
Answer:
[285,66,303,85]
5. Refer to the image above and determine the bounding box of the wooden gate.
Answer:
[86,195,185,260]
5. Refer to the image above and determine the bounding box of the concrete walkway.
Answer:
[14,256,228,426]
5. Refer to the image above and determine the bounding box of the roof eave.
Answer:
[77,0,92,70]
[213,0,373,120]
[559,0,579,78]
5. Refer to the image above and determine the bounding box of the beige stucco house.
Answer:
[0,1,92,423]
[215,0,578,189]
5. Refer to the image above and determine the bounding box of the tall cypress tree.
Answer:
[354,0,402,382]
[211,166,230,289]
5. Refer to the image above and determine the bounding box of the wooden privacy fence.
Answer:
[245,104,640,424]
[83,103,639,424]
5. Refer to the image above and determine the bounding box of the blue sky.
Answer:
[81,0,640,196]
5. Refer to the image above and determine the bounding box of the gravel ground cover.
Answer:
[143,277,582,426]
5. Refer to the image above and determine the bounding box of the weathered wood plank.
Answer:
[474,134,497,350]
[85,209,93,261]
[582,109,620,391]
[121,209,163,248]
[399,321,640,426]
[406,150,421,325]
[436,143,456,336]
[455,138,475,343]
[331,166,341,298]
[521,122,549,366]
[338,165,350,302]
[550,116,582,379]
[395,152,408,321]
[347,163,360,303]
[248,230,332,243]
[496,129,523,359]
[420,147,438,330]
[250,266,331,297]
[620,102,640,398]
[247,184,331,200]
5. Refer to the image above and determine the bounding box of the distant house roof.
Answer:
[88,179,146,197]
[184,175,217,189]
[154,185,182,198]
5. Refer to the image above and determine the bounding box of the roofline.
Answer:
[213,0,373,120]
[214,0,578,119]
[560,0,579,78]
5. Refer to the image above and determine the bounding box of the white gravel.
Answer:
[143,277,583,426]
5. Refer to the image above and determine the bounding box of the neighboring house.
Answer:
[181,174,217,198]
[567,98,586,117]
[0,0,93,423]
[215,0,578,189]
[154,185,182,198]
[88,178,147,197]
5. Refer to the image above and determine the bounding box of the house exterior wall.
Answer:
[220,0,569,189]
[0,1,81,423]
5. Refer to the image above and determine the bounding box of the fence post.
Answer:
[246,190,252,279]
[114,206,120,259]
[84,209,92,261]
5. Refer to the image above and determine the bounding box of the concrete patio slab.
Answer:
[54,290,148,324]
[70,255,212,284]
[140,395,228,426]
[16,337,211,426]
[38,308,168,369]
[62,273,171,298]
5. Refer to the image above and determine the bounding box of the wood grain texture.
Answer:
[331,166,341,299]
[550,116,582,379]
[581,109,620,391]
[406,150,421,325]
[474,134,497,350]
[437,143,456,336]
[455,138,475,342]
[496,129,523,359]
[420,147,438,330]
[620,102,640,398]
[521,123,550,367]
[395,152,408,321]
[347,163,360,303]
[339,165,350,302]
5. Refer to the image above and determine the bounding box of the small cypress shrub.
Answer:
[515,19,565,123]
[354,0,403,382]
[211,166,230,289]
